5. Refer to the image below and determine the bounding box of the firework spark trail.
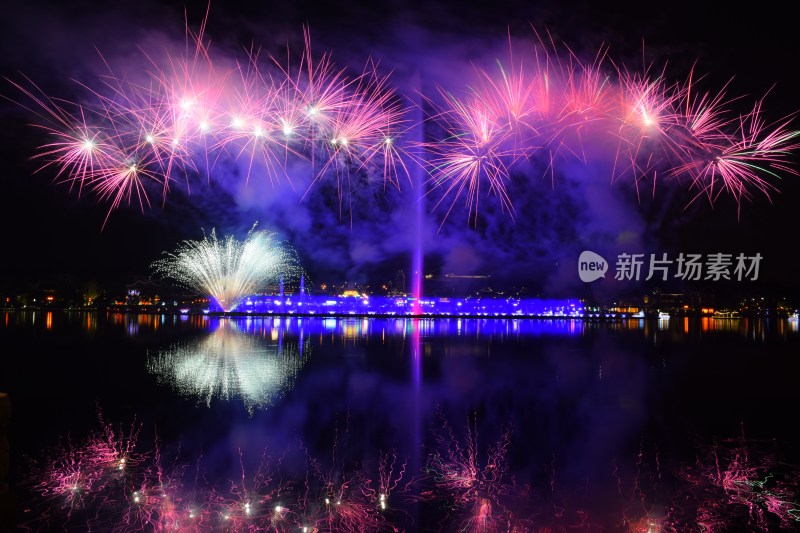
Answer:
[419,87,522,226]
[411,410,625,531]
[191,447,296,532]
[608,426,800,532]
[614,439,676,533]
[411,409,519,531]
[19,412,146,532]
[417,36,587,222]
[673,435,800,531]
[605,66,800,212]
[115,433,195,532]
[304,59,412,224]
[151,223,303,312]
[298,413,381,533]
[670,97,800,211]
[374,449,407,512]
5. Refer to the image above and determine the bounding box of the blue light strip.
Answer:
[209,294,585,318]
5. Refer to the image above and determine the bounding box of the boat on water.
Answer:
[629,310,670,319]
[713,310,741,319]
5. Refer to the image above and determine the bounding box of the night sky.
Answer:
[1,0,798,302]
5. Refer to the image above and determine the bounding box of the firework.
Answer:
[6,24,407,225]
[20,409,409,532]
[410,409,523,531]
[6,14,799,225]
[420,35,800,224]
[673,435,800,530]
[20,405,800,531]
[151,223,303,312]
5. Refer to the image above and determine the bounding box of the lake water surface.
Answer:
[1,311,799,531]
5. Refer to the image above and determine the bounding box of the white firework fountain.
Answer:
[152,223,302,312]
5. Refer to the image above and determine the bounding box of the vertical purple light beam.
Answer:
[407,69,425,521]
[410,70,424,315]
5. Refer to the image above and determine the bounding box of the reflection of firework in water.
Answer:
[151,223,303,312]
[20,411,406,532]
[412,410,596,531]
[413,409,526,531]
[613,431,800,532]
[20,410,151,530]
[671,434,800,531]
[18,408,800,532]
[146,319,309,412]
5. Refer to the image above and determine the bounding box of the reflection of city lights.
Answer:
[146,320,309,412]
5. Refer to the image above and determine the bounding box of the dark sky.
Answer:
[1,0,798,300]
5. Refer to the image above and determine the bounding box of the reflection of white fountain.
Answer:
[147,319,308,413]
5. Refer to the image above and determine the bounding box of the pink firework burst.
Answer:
[673,98,800,212]
[421,87,522,226]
